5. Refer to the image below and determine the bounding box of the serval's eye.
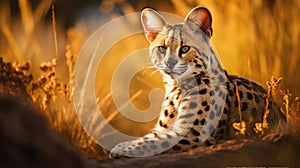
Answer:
[157,46,166,54]
[180,46,190,54]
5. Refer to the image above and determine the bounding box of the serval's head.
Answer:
[141,7,213,81]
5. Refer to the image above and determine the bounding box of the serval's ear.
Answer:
[184,7,213,38]
[141,8,167,42]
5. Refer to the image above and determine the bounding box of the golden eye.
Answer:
[180,46,190,54]
[157,46,166,54]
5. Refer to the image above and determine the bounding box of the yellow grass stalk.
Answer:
[1,24,23,62]
[34,0,53,22]
[18,0,34,36]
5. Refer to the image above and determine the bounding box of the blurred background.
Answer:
[0,0,299,158]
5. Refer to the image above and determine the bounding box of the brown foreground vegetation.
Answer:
[1,93,299,167]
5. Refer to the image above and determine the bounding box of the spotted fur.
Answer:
[109,7,285,157]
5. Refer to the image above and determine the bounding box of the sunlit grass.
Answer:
[0,0,299,159]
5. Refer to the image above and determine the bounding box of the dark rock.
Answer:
[0,94,86,168]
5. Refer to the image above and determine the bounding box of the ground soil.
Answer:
[88,134,299,168]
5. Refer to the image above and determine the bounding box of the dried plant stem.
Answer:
[51,4,59,59]
[66,45,74,101]
[262,86,272,130]
[232,81,246,136]
[235,82,243,123]
[255,77,282,134]
[282,90,292,123]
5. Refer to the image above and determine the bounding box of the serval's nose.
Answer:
[166,57,178,70]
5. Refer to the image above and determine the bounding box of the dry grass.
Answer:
[254,77,282,135]
[0,55,107,158]
[0,0,299,159]
[281,90,300,135]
